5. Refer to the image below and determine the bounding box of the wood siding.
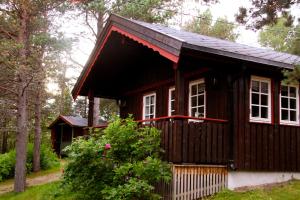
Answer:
[233,72,300,171]
[154,120,229,164]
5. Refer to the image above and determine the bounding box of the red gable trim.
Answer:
[73,25,179,99]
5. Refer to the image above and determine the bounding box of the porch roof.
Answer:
[72,14,300,99]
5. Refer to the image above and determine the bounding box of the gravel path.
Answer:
[0,172,62,194]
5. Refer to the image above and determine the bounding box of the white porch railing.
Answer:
[155,164,228,200]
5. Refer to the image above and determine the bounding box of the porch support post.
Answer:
[173,63,184,163]
[88,89,94,127]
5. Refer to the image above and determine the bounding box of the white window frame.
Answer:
[142,92,156,121]
[280,84,299,126]
[249,76,272,123]
[168,87,175,116]
[188,79,206,118]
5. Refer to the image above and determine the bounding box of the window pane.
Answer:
[281,110,288,120]
[252,93,259,105]
[261,107,268,118]
[150,105,154,114]
[281,86,288,96]
[198,83,205,94]
[198,95,204,106]
[171,101,175,111]
[261,94,268,106]
[281,97,288,108]
[150,96,154,104]
[145,106,150,115]
[145,97,150,105]
[261,82,268,93]
[171,90,175,100]
[252,81,259,92]
[191,96,197,107]
[252,106,259,117]
[290,87,296,98]
[198,107,204,117]
[290,111,296,121]
[191,85,197,95]
[290,99,296,109]
[191,108,197,117]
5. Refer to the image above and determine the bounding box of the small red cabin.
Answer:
[49,115,88,155]
[72,14,300,196]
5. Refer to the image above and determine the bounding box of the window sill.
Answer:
[279,122,300,127]
[249,120,272,125]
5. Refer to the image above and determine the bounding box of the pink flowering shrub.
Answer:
[61,116,171,200]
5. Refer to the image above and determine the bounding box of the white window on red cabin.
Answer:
[168,87,175,116]
[280,84,299,125]
[143,93,156,122]
[189,79,206,118]
[249,76,271,123]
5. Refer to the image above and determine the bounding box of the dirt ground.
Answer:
[0,172,61,194]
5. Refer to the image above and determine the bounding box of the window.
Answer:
[280,84,299,125]
[250,76,271,123]
[168,87,175,116]
[189,79,205,118]
[143,93,156,121]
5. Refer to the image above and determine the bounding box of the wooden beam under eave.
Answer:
[88,89,94,127]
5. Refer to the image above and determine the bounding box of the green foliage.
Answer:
[0,144,59,182]
[184,9,238,41]
[113,0,175,24]
[283,65,300,85]
[0,150,16,182]
[259,17,299,53]
[61,116,171,200]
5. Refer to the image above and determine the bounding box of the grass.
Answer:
[1,178,300,200]
[0,159,66,188]
[210,180,300,200]
[0,182,75,200]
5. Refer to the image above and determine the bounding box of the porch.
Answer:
[138,115,229,165]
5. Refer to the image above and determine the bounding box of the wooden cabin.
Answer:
[49,115,88,155]
[72,14,300,197]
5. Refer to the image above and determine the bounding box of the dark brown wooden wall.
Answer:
[233,71,300,172]
[155,120,229,164]
[120,66,229,121]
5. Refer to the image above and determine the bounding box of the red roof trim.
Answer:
[73,25,179,99]
[111,26,179,63]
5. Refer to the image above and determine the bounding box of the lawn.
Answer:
[1,180,300,200]
[210,180,300,200]
[0,182,74,200]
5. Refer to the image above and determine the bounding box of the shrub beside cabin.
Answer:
[72,14,300,197]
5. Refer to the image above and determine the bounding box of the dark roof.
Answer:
[72,14,300,98]
[130,18,300,69]
[48,115,108,128]
[48,115,87,128]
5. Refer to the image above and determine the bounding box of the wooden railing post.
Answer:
[173,63,184,163]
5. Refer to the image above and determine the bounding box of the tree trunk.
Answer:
[1,117,8,153]
[1,131,8,154]
[14,4,29,192]
[93,98,100,126]
[33,82,41,172]
[14,79,28,192]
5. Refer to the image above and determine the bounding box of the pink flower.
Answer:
[105,143,111,150]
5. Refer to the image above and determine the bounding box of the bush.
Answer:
[0,143,59,182]
[61,116,171,200]
[0,150,16,181]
